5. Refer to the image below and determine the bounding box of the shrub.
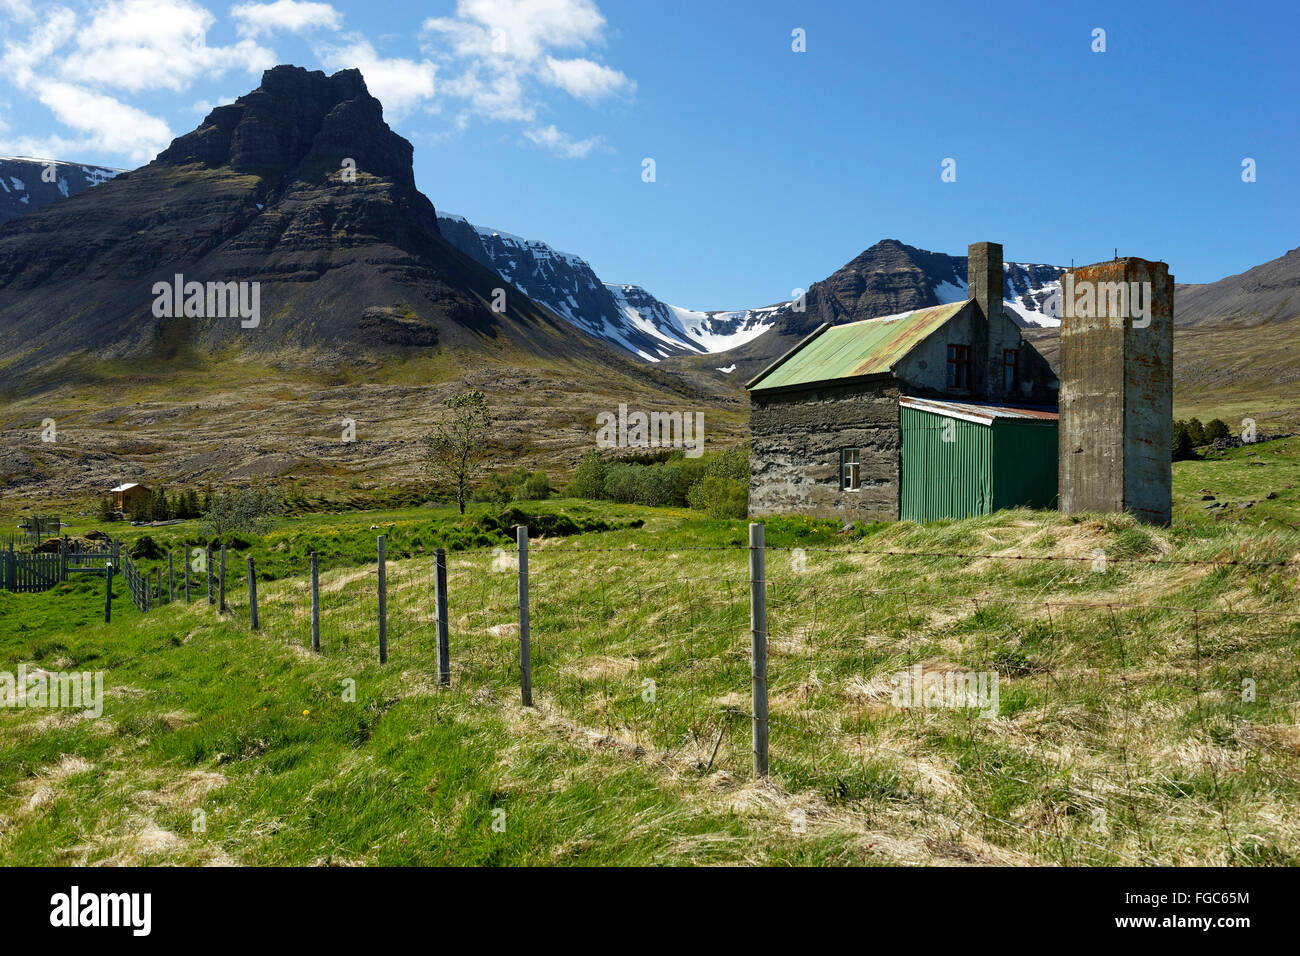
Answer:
[1172,421,1196,461]
[480,472,515,506]
[1205,418,1230,442]
[633,463,682,507]
[520,471,552,500]
[203,487,283,536]
[96,496,118,523]
[602,462,640,503]
[569,451,607,499]
[129,535,164,560]
[687,475,748,518]
[568,444,750,512]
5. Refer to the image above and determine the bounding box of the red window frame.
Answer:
[946,344,971,390]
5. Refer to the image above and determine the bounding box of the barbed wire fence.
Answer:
[165,524,1300,863]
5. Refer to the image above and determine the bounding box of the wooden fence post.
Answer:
[146,568,153,612]
[310,551,320,653]
[377,535,387,663]
[219,545,226,613]
[184,545,191,603]
[435,547,449,685]
[104,560,113,624]
[207,547,214,606]
[247,556,259,630]
[168,551,175,604]
[750,521,769,777]
[517,525,531,707]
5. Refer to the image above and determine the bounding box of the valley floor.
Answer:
[3,443,1300,865]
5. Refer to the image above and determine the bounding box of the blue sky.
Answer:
[1,0,1296,308]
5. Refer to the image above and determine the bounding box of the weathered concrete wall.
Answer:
[894,302,979,395]
[750,379,900,521]
[1058,258,1174,524]
[894,300,1058,404]
[967,242,999,397]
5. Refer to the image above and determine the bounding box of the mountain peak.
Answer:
[156,65,413,191]
[0,65,634,384]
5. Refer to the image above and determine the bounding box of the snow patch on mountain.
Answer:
[0,156,123,228]
[1002,262,1064,328]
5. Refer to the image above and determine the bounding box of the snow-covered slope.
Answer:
[605,284,784,355]
[0,156,123,228]
[436,211,1064,362]
[924,259,1064,328]
[436,212,701,360]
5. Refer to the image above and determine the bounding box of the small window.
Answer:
[841,448,861,491]
[946,344,971,390]
[1003,348,1019,391]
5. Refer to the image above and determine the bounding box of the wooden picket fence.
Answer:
[0,550,63,593]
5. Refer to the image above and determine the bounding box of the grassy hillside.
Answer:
[1024,319,1300,432]
[3,466,1299,865]
[0,347,747,513]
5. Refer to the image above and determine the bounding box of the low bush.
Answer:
[570,444,750,516]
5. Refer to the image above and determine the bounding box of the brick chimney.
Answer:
[967,241,1003,397]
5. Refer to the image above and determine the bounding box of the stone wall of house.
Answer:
[749,379,901,521]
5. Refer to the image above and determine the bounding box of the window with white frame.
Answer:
[841,448,861,491]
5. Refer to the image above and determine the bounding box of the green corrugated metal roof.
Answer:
[748,300,969,392]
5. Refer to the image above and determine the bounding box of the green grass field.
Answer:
[3,446,1300,866]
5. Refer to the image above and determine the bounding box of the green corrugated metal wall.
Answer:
[899,407,992,522]
[991,418,1059,511]
[899,406,1058,522]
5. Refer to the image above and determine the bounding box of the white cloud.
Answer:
[425,0,607,64]
[0,0,283,163]
[57,0,274,93]
[0,6,170,162]
[0,0,630,165]
[1,5,78,83]
[419,0,632,151]
[317,38,436,116]
[524,123,599,159]
[542,56,630,101]
[0,0,36,22]
[35,81,173,160]
[230,0,342,38]
[438,66,532,123]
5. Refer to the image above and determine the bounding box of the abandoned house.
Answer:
[746,241,1061,522]
[747,241,1174,524]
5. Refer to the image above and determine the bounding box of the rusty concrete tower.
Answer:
[1058,257,1174,524]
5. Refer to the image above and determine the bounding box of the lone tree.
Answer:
[425,389,493,514]
[203,487,282,537]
